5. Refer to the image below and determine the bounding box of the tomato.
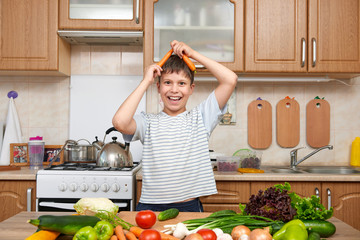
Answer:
[197,229,217,240]
[135,210,157,229]
[139,229,161,240]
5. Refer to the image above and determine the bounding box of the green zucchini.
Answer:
[302,220,336,238]
[28,215,100,235]
[308,232,321,240]
[158,208,179,221]
[208,210,237,218]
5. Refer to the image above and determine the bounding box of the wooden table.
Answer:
[1,211,359,240]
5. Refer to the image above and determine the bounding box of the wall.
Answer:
[1,45,359,166]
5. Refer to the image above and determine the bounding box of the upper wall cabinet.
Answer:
[245,0,360,73]
[144,0,244,72]
[59,0,143,30]
[0,0,70,76]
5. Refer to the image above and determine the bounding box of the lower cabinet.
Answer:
[0,180,36,222]
[136,180,360,230]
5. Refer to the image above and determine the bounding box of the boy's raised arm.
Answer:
[112,64,162,135]
[171,40,238,109]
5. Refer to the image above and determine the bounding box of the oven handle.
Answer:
[39,202,128,210]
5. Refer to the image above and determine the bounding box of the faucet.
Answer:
[290,145,333,169]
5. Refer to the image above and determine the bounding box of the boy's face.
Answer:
[157,71,195,116]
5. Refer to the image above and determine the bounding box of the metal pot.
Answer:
[64,139,97,163]
[93,127,133,167]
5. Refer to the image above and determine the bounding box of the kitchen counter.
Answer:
[136,168,360,182]
[1,211,359,240]
[0,166,37,180]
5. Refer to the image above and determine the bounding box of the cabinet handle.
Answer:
[327,188,331,210]
[27,188,32,212]
[315,187,319,198]
[312,38,317,67]
[301,38,306,67]
[135,0,140,24]
[195,64,205,69]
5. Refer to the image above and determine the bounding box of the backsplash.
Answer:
[1,45,360,166]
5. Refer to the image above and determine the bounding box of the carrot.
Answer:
[129,226,144,238]
[182,55,196,72]
[115,225,127,240]
[125,230,138,240]
[157,49,174,67]
[160,231,181,240]
[111,235,119,240]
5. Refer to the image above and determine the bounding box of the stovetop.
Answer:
[43,162,139,171]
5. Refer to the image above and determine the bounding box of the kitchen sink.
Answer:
[270,168,305,174]
[299,166,360,174]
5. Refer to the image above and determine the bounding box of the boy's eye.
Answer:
[179,82,186,86]
[164,81,171,85]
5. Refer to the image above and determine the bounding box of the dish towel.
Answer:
[0,97,23,166]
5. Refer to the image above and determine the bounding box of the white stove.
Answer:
[36,162,141,212]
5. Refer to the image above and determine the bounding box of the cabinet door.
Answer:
[0,0,66,72]
[59,0,143,30]
[200,181,250,212]
[144,0,244,72]
[0,181,36,222]
[245,0,307,72]
[321,182,360,230]
[308,0,360,72]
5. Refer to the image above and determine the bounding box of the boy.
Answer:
[112,40,237,211]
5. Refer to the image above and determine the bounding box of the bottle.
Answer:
[28,136,45,169]
[350,137,360,167]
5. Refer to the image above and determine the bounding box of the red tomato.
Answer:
[139,229,161,240]
[197,229,217,240]
[135,210,157,229]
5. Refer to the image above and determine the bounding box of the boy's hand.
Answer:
[143,64,162,84]
[171,40,194,59]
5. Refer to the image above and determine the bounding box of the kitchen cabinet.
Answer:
[245,0,360,73]
[0,0,70,76]
[59,0,143,30]
[144,0,244,72]
[0,180,36,222]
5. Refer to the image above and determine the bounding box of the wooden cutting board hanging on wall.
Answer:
[248,99,272,149]
[276,99,300,148]
[306,99,330,148]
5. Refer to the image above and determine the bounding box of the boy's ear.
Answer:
[156,81,160,92]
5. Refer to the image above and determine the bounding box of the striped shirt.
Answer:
[127,91,226,203]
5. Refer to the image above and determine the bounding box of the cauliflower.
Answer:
[74,198,119,216]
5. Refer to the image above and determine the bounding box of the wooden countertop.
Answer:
[136,168,360,182]
[1,211,359,240]
[0,166,38,180]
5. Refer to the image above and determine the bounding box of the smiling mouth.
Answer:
[168,96,182,101]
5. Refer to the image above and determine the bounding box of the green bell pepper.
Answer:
[73,226,98,240]
[94,220,114,240]
[273,219,307,240]
[283,224,308,240]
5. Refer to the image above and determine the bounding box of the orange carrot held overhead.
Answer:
[157,49,174,67]
[115,225,127,240]
[182,55,196,72]
[125,230,138,240]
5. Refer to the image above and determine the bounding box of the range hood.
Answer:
[58,30,143,45]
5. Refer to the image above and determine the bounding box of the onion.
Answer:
[218,233,233,240]
[249,229,272,240]
[184,233,204,240]
[231,225,251,240]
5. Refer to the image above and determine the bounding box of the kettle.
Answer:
[93,127,133,167]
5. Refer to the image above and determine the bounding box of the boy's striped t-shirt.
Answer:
[127,91,226,203]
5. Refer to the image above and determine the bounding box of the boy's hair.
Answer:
[159,55,195,84]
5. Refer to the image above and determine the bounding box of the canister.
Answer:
[350,137,360,167]
[28,136,44,169]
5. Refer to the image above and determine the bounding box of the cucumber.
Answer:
[158,208,180,221]
[208,210,237,218]
[308,232,321,240]
[302,220,336,238]
[28,215,100,235]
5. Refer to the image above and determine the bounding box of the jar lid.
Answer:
[29,136,43,141]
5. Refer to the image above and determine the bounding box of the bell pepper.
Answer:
[283,224,308,240]
[73,226,98,240]
[273,219,307,240]
[94,220,114,240]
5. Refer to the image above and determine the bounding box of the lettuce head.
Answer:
[74,198,119,216]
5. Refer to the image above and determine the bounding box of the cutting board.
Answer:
[247,100,272,149]
[276,99,300,148]
[306,99,330,148]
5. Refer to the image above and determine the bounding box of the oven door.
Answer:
[37,198,132,212]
